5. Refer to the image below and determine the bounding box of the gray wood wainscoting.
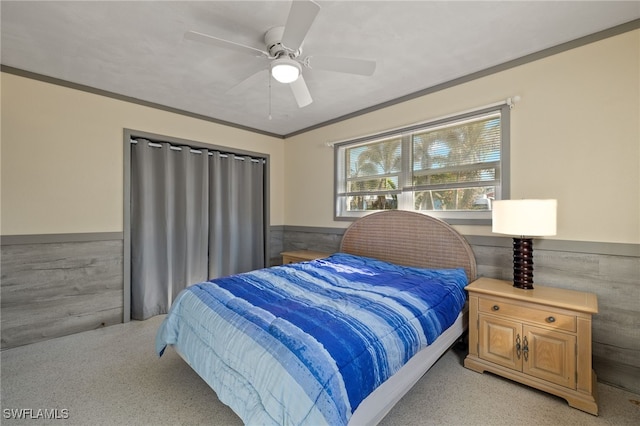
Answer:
[1,234,123,349]
[1,227,638,396]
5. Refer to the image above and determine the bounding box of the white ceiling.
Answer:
[2,1,638,137]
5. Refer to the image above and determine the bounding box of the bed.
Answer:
[156,210,477,425]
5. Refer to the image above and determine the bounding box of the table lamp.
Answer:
[492,199,557,289]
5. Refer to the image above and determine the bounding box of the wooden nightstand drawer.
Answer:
[479,298,576,332]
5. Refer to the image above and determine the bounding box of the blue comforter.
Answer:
[156,253,467,425]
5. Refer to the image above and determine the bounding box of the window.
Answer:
[335,105,510,224]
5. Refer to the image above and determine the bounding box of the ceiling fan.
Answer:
[184,0,376,108]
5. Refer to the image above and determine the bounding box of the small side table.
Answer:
[464,277,598,415]
[281,250,331,264]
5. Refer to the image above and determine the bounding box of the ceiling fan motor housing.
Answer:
[265,26,299,58]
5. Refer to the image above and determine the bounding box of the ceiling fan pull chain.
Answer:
[268,74,273,121]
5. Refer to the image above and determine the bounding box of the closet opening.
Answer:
[123,129,269,321]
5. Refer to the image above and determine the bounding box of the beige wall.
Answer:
[284,30,640,245]
[1,73,285,235]
[2,30,638,244]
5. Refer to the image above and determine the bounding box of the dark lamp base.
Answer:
[512,237,534,289]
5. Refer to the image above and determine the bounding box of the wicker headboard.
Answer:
[339,210,477,282]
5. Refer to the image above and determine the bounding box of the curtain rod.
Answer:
[325,95,520,147]
[130,139,265,163]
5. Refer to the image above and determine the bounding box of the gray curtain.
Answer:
[131,141,266,320]
[209,152,265,278]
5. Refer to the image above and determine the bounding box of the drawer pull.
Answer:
[492,305,500,311]
[546,316,556,323]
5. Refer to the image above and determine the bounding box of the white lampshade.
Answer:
[492,199,557,236]
[271,57,301,83]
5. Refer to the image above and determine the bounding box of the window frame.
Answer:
[333,104,510,225]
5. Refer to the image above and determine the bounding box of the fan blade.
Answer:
[184,31,267,57]
[308,56,376,76]
[290,75,313,108]
[227,69,269,95]
[281,0,320,52]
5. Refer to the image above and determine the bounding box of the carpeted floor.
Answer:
[1,315,638,425]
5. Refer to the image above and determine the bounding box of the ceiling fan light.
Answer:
[271,57,301,83]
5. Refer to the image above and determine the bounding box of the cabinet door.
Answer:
[523,325,576,388]
[479,314,522,371]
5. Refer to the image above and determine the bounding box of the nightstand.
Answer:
[280,250,331,264]
[464,277,599,415]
